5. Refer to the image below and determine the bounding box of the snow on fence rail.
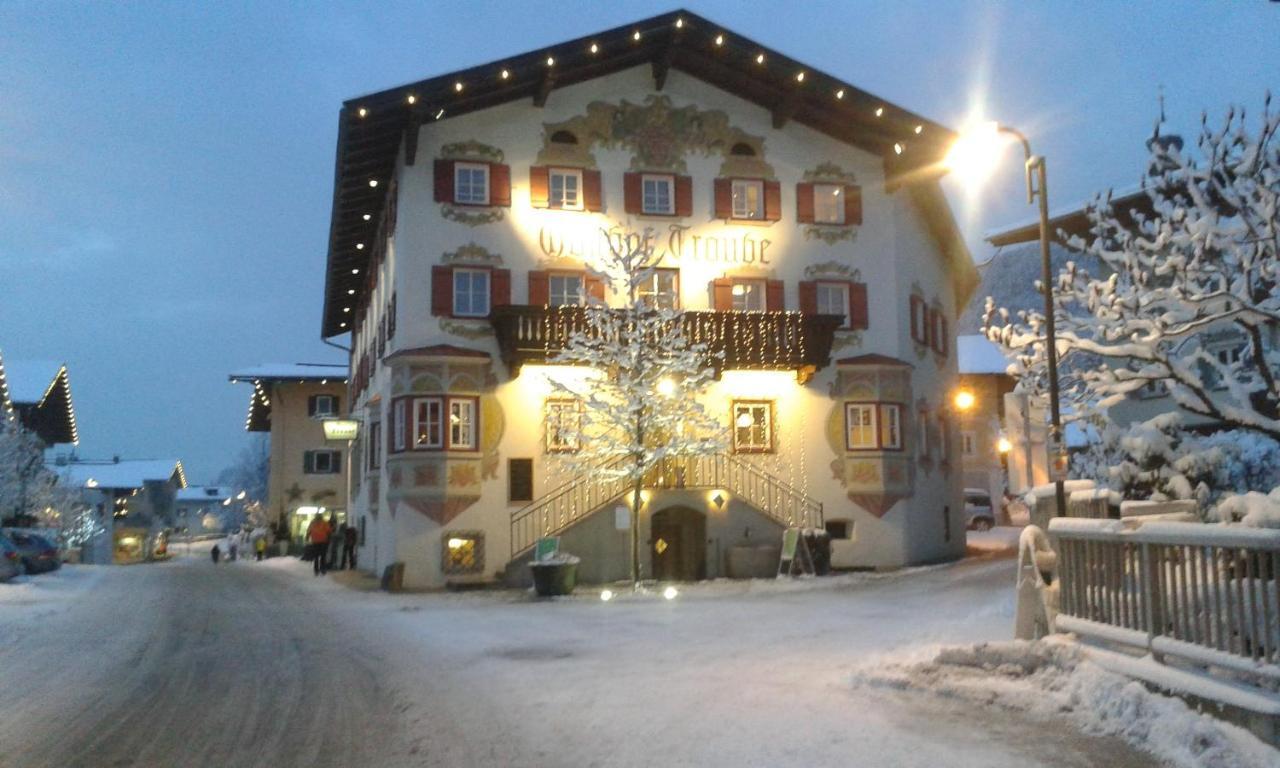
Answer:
[1050,517,1280,680]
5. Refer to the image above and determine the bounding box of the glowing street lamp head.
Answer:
[952,389,976,412]
[657,378,676,397]
[997,436,1013,454]
[944,120,1004,187]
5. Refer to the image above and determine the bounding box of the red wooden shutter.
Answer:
[528,270,549,305]
[934,313,949,356]
[529,166,549,208]
[489,163,511,206]
[909,295,923,344]
[713,178,732,219]
[849,282,869,329]
[796,182,815,223]
[623,172,642,214]
[798,281,817,315]
[674,175,693,217]
[585,274,605,302]
[303,451,314,474]
[765,279,785,311]
[431,265,453,316]
[582,169,603,212]
[711,278,733,311]
[763,181,782,221]
[491,268,511,309]
[844,184,863,225]
[434,159,455,203]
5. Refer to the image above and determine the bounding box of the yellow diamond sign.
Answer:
[654,538,668,554]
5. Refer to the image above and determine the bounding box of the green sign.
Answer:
[534,537,560,562]
[781,528,800,560]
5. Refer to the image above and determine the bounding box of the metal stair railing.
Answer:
[509,452,823,559]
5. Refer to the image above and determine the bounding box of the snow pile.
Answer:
[1211,487,1280,528]
[851,640,1278,768]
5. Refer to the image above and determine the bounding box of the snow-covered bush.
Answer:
[0,419,103,547]
[1211,487,1280,528]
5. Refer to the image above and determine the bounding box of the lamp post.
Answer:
[946,123,1067,518]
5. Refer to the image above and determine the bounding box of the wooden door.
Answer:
[651,523,682,582]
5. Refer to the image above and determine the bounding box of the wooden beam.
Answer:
[533,70,556,108]
[651,33,680,91]
[403,121,419,166]
[772,89,800,130]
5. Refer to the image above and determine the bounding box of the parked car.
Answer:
[0,535,21,582]
[964,489,996,531]
[1,529,62,575]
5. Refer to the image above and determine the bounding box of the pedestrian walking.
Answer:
[255,535,267,561]
[340,524,357,570]
[228,536,238,562]
[326,515,341,570]
[305,515,331,576]
[211,543,221,564]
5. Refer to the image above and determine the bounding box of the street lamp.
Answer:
[946,121,1067,518]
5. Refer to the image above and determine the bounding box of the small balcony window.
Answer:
[731,279,766,312]
[816,282,850,328]
[549,273,584,307]
[638,268,679,309]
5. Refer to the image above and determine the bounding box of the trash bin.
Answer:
[529,555,579,596]
[381,562,406,592]
[804,530,832,576]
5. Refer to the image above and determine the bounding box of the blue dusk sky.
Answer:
[0,1,1275,483]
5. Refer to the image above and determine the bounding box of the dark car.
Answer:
[0,535,21,582]
[1,529,62,575]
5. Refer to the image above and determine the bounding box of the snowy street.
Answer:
[0,553,1190,768]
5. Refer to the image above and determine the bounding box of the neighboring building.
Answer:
[173,486,245,537]
[321,11,977,587]
[58,458,187,564]
[0,353,78,446]
[229,363,350,543]
[956,334,1015,505]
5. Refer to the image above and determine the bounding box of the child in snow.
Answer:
[211,543,221,564]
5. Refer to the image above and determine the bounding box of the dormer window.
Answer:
[453,162,490,205]
[549,130,579,145]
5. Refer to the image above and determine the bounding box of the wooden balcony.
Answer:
[490,305,843,382]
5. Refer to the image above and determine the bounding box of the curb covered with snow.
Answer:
[851,640,1278,768]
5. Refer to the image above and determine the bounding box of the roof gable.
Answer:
[322,9,959,337]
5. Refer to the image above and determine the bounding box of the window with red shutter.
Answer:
[528,270,549,305]
[491,269,511,308]
[584,274,605,302]
[713,178,732,219]
[582,169,603,212]
[844,185,863,225]
[848,282,869,330]
[623,172,643,214]
[674,175,693,217]
[529,166,550,208]
[795,183,815,223]
[765,280,784,311]
[798,281,817,315]
[711,278,733,311]
[489,163,512,206]
[763,181,782,222]
[434,159,455,203]
[431,265,453,317]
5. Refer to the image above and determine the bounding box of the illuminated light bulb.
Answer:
[545,56,555,66]
[357,107,367,118]
[340,322,347,328]
[633,30,641,41]
[351,268,360,274]
[236,491,246,500]
[663,586,678,600]
[600,589,613,601]
[589,42,598,54]
[832,187,841,196]
[796,71,805,82]
[755,53,765,64]
[875,107,884,117]
[362,213,371,220]
[953,389,976,412]
[675,18,683,28]
[731,284,745,296]
[368,179,378,187]
[434,108,445,120]
[657,378,676,396]
[356,243,364,250]
[347,289,355,295]
[406,94,416,105]
[714,34,724,46]
[454,82,463,92]
[914,124,923,134]
[893,143,903,155]
[736,412,753,429]
[501,68,510,79]
[997,436,1012,454]
[343,307,351,313]
[836,89,845,99]
[447,537,466,549]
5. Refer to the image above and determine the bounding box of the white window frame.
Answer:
[813,183,845,225]
[414,397,444,449]
[312,394,337,418]
[393,403,406,452]
[545,399,581,453]
[918,410,930,460]
[731,179,764,219]
[730,279,766,312]
[452,268,491,318]
[367,422,382,471]
[308,449,341,474]
[816,282,850,328]
[548,273,584,307]
[638,268,679,310]
[882,404,902,450]
[453,162,490,205]
[549,168,583,210]
[732,401,774,453]
[642,174,675,215]
[449,399,477,451]
[845,403,878,451]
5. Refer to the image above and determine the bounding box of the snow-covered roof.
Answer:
[957,335,1012,375]
[2,359,64,404]
[0,352,78,444]
[176,485,233,503]
[984,184,1147,247]
[227,363,348,383]
[59,459,187,491]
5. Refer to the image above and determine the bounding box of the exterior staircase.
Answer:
[510,453,823,559]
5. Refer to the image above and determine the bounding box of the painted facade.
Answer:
[326,15,976,588]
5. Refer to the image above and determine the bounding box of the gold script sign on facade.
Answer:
[538,223,774,266]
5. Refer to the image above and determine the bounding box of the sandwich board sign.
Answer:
[534,536,560,562]
[777,527,815,577]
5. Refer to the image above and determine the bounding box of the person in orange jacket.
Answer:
[305,515,332,576]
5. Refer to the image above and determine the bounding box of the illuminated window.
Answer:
[412,396,477,451]
[549,273,584,307]
[545,399,581,453]
[449,399,476,450]
[452,268,490,317]
[816,282,850,327]
[414,398,443,449]
[732,401,773,453]
[642,174,674,215]
[731,179,763,219]
[549,168,583,210]
[730,279,766,311]
[846,403,903,451]
[453,162,490,205]
[813,183,844,224]
[638,268,679,309]
[442,532,484,575]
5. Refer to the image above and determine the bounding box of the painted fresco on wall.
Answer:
[439,140,507,226]
[825,362,914,518]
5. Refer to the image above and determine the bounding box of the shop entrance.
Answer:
[650,506,706,581]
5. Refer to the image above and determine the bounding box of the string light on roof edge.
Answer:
[407,94,416,104]
[545,56,555,67]
[357,107,368,118]
[368,179,378,187]
[454,81,463,92]
[894,142,904,154]
[633,30,641,41]
[714,34,724,46]
[755,53,765,64]
[351,268,360,274]
[501,68,510,79]
[836,89,845,99]
[875,106,884,117]
[590,42,598,53]
[362,213,371,220]
[675,17,683,28]
[796,71,805,82]
[914,125,923,134]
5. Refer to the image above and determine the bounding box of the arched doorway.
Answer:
[650,506,706,581]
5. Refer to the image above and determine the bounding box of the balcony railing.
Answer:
[490,305,843,382]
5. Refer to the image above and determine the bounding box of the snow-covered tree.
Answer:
[0,420,102,547]
[546,227,726,587]
[986,96,1280,439]
[216,435,269,503]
